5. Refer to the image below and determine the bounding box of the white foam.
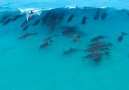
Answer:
[18,8,42,14]
[41,8,54,11]
[99,6,108,9]
[18,8,42,21]
[65,6,77,9]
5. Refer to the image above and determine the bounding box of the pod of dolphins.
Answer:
[0,7,128,64]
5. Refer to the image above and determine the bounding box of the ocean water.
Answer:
[0,1,129,90]
[1,0,129,9]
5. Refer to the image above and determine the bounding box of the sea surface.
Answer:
[1,0,129,9]
[0,0,129,90]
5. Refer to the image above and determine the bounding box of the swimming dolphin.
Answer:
[43,34,57,42]
[42,11,51,24]
[30,10,34,14]
[27,10,35,21]
[91,35,108,42]
[0,15,8,23]
[18,33,37,40]
[40,42,50,49]
[89,42,112,48]
[2,18,11,25]
[67,14,74,23]
[83,52,103,61]
[104,51,110,56]
[23,25,29,31]
[101,12,107,20]
[118,32,128,42]
[58,13,66,21]
[48,20,57,30]
[73,35,80,42]
[83,51,110,61]
[86,46,109,52]
[82,16,86,24]
[62,26,77,35]
[33,19,40,26]
[21,20,27,27]
[94,9,100,20]
[12,14,23,21]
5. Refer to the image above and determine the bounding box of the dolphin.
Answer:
[67,14,75,23]
[23,25,29,31]
[2,18,11,25]
[82,16,86,24]
[83,52,103,61]
[12,14,23,21]
[91,35,108,42]
[101,12,107,20]
[89,42,112,48]
[62,26,77,35]
[33,19,40,26]
[118,32,128,42]
[94,9,100,20]
[43,34,57,42]
[0,15,8,23]
[21,20,28,27]
[18,33,37,40]
[73,35,80,42]
[40,42,50,49]
[86,46,109,52]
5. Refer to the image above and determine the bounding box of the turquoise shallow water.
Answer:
[0,6,129,90]
[1,0,129,9]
